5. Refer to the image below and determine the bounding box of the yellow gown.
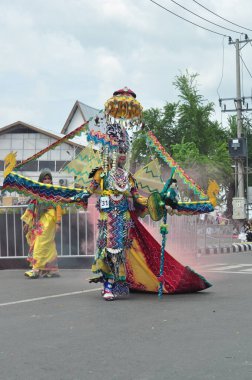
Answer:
[22,201,62,274]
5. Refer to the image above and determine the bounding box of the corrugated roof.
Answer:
[79,102,106,133]
[0,121,85,148]
[78,102,100,120]
[61,100,106,134]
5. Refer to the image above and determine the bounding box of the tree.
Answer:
[173,71,228,156]
[131,103,178,167]
[131,71,233,205]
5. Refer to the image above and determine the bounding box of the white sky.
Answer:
[0,0,252,133]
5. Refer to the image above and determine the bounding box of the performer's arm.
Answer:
[129,174,148,206]
[21,199,36,232]
[87,168,103,193]
[129,174,149,217]
[58,168,103,208]
[131,188,148,206]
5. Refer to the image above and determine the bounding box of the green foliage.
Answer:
[173,71,228,156]
[171,140,201,164]
[130,70,233,203]
[227,115,237,138]
[131,102,178,165]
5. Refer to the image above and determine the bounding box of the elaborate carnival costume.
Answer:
[84,125,150,300]
[3,87,217,298]
[22,169,62,278]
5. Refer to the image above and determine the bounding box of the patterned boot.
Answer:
[112,281,130,297]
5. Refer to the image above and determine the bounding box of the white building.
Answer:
[61,100,104,135]
[0,101,103,204]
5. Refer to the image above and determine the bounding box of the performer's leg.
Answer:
[112,262,129,297]
[103,278,115,301]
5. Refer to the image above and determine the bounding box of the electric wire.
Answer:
[169,0,243,35]
[149,0,229,38]
[217,37,225,99]
[240,55,252,80]
[241,51,244,98]
[192,0,252,33]
[232,41,252,80]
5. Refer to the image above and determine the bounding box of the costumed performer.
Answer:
[61,88,213,301]
[88,129,148,300]
[61,122,149,300]
[22,169,62,279]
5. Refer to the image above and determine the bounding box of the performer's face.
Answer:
[117,149,127,167]
[43,175,52,184]
[117,152,126,167]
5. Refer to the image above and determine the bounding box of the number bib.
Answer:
[100,196,110,209]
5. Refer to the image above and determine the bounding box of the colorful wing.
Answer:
[61,144,102,186]
[134,159,164,193]
[146,132,209,200]
[175,201,214,215]
[147,191,214,221]
[3,171,86,208]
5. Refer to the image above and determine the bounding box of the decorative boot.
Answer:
[103,281,115,301]
[112,281,130,297]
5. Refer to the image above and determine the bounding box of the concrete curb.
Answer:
[198,243,252,255]
[231,242,252,253]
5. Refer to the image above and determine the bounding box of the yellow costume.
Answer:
[22,203,62,277]
[22,169,62,278]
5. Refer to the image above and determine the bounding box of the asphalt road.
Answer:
[1,252,252,380]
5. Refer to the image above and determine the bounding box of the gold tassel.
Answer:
[4,152,17,178]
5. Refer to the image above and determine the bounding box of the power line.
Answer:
[240,55,252,80]
[217,37,226,99]
[230,41,252,80]
[192,0,252,33]
[169,0,243,35]
[149,0,229,38]
[241,51,244,97]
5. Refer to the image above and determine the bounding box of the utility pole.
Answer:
[235,38,244,198]
[219,35,252,219]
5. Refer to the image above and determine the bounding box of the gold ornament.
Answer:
[104,87,143,123]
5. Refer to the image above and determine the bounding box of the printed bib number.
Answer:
[100,196,110,209]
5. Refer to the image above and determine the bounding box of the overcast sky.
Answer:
[0,0,252,133]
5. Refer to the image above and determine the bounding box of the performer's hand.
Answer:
[165,205,172,213]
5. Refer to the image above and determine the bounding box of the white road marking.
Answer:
[0,287,102,308]
[203,263,252,274]
[206,270,252,274]
[199,263,228,268]
[239,269,252,273]
[208,264,252,271]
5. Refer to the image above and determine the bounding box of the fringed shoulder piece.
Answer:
[88,167,103,179]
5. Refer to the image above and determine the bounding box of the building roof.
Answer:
[61,100,102,134]
[0,121,85,148]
